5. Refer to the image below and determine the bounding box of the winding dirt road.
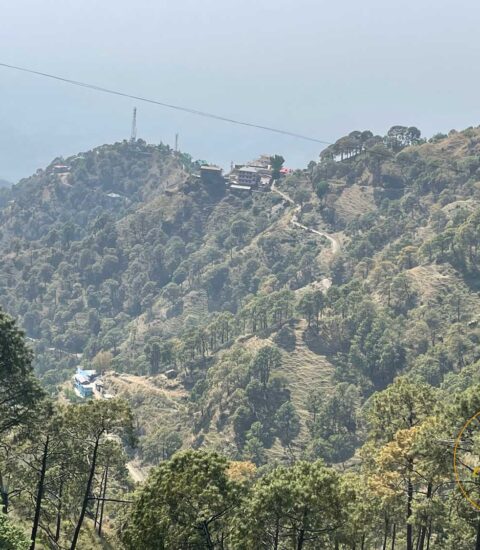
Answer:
[271,180,341,254]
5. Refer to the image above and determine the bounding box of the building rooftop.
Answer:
[200,165,223,172]
[248,155,272,169]
[74,374,91,385]
[230,184,252,191]
[76,367,98,380]
[238,166,257,173]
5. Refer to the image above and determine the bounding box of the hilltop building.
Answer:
[237,166,259,187]
[248,155,273,175]
[200,165,224,185]
[72,367,115,399]
[73,367,98,398]
[52,164,70,174]
[226,155,275,192]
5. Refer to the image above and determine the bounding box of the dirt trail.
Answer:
[106,373,187,401]
[271,180,341,254]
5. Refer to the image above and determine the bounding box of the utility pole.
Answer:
[130,107,137,143]
[175,133,179,152]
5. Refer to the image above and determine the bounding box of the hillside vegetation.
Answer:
[4,126,480,547]
[2,128,480,458]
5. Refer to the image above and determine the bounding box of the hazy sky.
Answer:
[1,0,480,182]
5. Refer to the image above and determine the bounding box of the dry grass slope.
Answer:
[334,184,376,224]
[241,319,335,450]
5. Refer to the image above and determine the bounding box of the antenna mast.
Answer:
[130,107,137,142]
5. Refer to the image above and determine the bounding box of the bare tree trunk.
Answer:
[94,467,106,530]
[202,521,214,550]
[98,459,109,537]
[426,521,432,550]
[70,436,100,550]
[418,482,432,550]
[415,531,420,550]
[0,471,8,514]
[273,516,280,550]
[296,507,308,550]
[54,479,63,543]
[382,514,389,550]
[391,523,396,550]
[297,528,305,550]
[30,435,49,550]
[406,467,414,550]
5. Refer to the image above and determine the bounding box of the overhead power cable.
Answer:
[0,61,332,145]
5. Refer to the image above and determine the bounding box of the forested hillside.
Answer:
[4,126,480,547]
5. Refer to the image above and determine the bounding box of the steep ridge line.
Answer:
[271,180,341,254]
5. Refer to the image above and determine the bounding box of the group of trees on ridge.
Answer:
[319,125,422,162]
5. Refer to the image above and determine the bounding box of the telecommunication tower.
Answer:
[130,107,137,142]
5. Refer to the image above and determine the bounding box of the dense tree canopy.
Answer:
[0,309,43,436]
